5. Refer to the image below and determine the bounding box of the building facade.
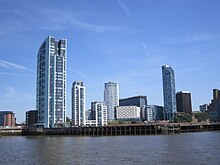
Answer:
[119,96,147,107]
[208,89,220,122]
[104,82,119,120]
[115,106,141,120]
[162,65,176,121]
[141,105,164,122]
[200,104,208,112]
[86,109,93,120]
[90,101,107,126]
[0,111,16,127]
[36,36,67,128]
[176,91,192,113]
[72,81,86,126]
[26,110,38,128]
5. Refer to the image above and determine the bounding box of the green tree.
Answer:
[195,112,208,122]
[173,113,192,123]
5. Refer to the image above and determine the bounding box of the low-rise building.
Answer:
[141,105,164,122]
[115,106,140,120]
[0,111,16,127]
[84,120,97,127]
[86,101,107,126]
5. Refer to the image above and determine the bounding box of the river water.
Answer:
[0,131,220,165]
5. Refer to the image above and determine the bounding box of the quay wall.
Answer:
[22,123,220,136]
[0,127,23,136]
[2,123,220,136]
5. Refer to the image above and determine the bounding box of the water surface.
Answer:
[0,132,220,165]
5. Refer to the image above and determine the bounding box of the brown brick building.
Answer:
[0,111,16,127]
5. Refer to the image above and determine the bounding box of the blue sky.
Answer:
[0,0,220,122]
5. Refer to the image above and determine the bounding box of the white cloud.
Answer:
[68,68,87,78]
[0,8,135,34]
[162,34,215,44]
[116,0,131,17]
[141,41,151,57]
[67,18,123,32]
[0,59,35,73]
[2,87,16,98]
[0,72,34,77]
[1,86,35,99]
[40,9,136,33]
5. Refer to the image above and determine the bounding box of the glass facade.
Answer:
[162,65,176,121]
[141,105,164,121]
[119,96,147,107]
[36,36,66,128]
[104,82,119,120]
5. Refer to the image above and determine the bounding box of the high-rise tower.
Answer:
[72,81,86,126]
[104,82,119,120]
[36,36,67,128]
[176,91,192,113]
[162,65,176,120]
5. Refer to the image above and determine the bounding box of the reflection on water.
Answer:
[0,132,220,165]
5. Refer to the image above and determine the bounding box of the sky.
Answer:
[0,0,220,122]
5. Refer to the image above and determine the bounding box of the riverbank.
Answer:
[0,127,23,136]
[22,122,220,136]
[1,123,220,136]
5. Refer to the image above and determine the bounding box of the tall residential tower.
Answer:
[162,65,176,120]
[72,81,86,126]
[36,36,67,128]
[104,82,119,120]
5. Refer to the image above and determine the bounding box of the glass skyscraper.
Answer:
[36,36,67,128]
[162,65,176,121]
[104,82,119,120]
